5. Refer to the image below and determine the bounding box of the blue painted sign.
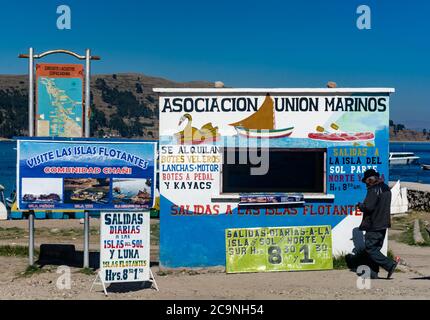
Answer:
[158,90,393,268]
[17,138,156,211]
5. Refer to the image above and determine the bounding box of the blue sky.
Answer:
[0,0,429,128]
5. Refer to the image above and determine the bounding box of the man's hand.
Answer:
[355,203,363,214]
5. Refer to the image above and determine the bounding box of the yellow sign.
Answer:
[226,225,333,273]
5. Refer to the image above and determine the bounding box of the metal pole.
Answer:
[19,48,99,268]
[85,48,91,138]
[83,49,91,268]
[29,211,35,266]
[28,47,34,136]
[28,48,35,266]
[83,211,90,268]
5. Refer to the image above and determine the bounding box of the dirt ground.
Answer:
[0,216,430,300]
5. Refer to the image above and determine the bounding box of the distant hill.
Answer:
[0,77,426,142]
[390,127,430,141]
[0,73,213,139]
[390,120,430,142]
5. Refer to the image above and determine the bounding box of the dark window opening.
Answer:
[222,148,326,194]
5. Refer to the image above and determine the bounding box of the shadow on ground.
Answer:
[106,281,154,293]
[35,243,159,269]
[36,244,99,269]
[410,276,430,280]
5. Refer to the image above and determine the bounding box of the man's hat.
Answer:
[361,169,380,183]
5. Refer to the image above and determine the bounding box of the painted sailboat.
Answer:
[229,94,294,138]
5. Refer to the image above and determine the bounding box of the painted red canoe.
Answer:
[308,132,375,142]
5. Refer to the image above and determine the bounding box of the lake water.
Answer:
[0,141,429,198]
[389,142,430,184]
[0,141,18,198]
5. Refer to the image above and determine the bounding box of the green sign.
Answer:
[225,225,333,273]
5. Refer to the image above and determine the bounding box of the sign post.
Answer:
[28,48,35,266]
[85,49,91,138]
[84,49,92,268]
[19,48,100,267]
[35,63,84,137]
[28,210,35,266]
[16,138,156,273]
[16,139,156,212]
[28,47,35,137]
[84,211,90,269]
[225,225,333,273]
[92,211,158,295]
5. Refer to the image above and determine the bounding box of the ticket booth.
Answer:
[155,88,394,268]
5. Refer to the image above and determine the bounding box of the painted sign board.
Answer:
[225,225,333,273]
[156,88,394,268]
[16,138,156,211]
[36,63,84,137]
[100,211,150,283]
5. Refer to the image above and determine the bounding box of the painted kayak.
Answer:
[235,126,294,139]
[308,132,374,142]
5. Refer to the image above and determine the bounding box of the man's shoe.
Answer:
[387,258,399,279]
[357,266,379,279]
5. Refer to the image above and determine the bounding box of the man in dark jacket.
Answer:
[357,169,398,279]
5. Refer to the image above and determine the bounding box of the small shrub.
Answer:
[332,255,349,270]
[0,245,38,257]
[19,265,46,277]
[79,267,95,276]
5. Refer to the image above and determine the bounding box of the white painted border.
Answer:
[100,211,151,283]
[153,88,395,93]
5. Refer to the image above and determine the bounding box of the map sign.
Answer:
[16,138,156,211]
[36,64,84,137]
[100,211,150,283]
[225,225,333,273]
